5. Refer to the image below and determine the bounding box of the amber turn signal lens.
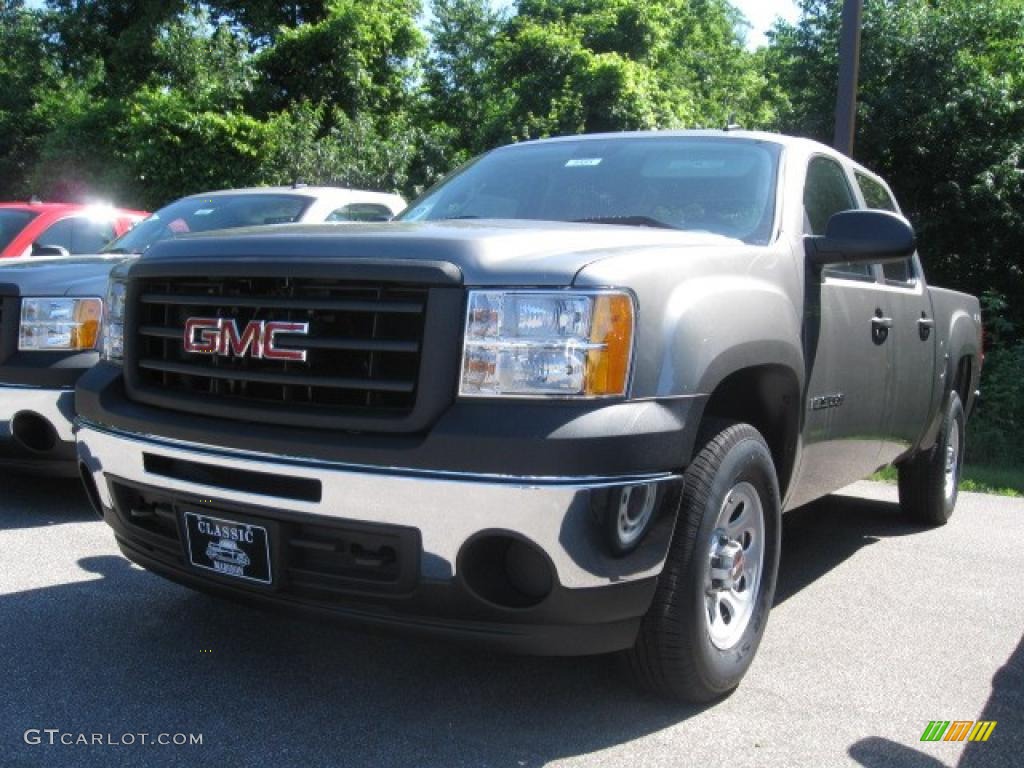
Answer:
[585,293,634,396]
[73,298,103,349]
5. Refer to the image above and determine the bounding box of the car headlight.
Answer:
[101,277,127,363]
[460,290,635,398]
[19,298,103,351]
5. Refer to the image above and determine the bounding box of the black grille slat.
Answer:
[139,293,424,314]
[138,358,416,392]
[130,276,428,421]
[138,324,419,353]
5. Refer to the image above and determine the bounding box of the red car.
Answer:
[0,202,148,259]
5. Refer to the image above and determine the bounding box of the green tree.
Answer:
[0,2,58,199]
[44,0,186,96]
[482,0,783,144]
[206,1,330,44]
[152,10,256,109]
[254,0,425,119]
[424,0,505,158]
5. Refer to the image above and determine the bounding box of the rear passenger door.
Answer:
[854,172,936,460]
[794,156,893,506]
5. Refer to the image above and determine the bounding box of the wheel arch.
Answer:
[696,363,802,503]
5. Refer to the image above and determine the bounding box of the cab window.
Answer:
[856,172,916,286]
[804,156,872,280]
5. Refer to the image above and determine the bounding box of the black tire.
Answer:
[627,421,781,702]
[897,391,965,526]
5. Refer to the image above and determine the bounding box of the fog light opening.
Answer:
[606,483,658,556]
[459,533,554,609]
[11,411,58,453]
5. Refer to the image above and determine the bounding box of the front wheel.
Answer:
[628,422,781,702]
[897,391,965,526]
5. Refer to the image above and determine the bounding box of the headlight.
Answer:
[460,290,635,398]
[19,298,103,351]
[101,277,127,363]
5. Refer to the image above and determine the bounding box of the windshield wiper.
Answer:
[572,215,678,230]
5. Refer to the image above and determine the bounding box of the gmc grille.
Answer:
[127,276,445,430]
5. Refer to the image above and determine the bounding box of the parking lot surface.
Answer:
[1,476,1020,768]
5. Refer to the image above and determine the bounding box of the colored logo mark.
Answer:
[920,720,997,742]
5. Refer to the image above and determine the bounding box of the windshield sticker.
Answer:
[192,208,215,216]
[565,158,602,167]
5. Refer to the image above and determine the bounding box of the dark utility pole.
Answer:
[833,0,863,157]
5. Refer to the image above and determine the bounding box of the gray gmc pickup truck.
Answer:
[75,131,982,701]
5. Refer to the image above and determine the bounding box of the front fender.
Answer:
[651,276,804,397]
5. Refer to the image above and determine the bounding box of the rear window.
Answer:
[326,203,395,222]
[102,194,313,255]
[0,209,40,252]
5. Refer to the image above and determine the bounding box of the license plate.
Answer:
[183,511,272,585]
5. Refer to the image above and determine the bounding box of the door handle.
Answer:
[918,316,934,340]
[872,310,892,345]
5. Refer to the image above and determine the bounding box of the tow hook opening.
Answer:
[459,533,554,609]
[11,411,59,454]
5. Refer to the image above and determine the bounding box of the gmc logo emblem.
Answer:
[183,318,310,362]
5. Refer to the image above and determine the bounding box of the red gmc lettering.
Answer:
[183,318,222,354]
[182,318,309,361]
[263,322,309,362]
[222,319,264,358]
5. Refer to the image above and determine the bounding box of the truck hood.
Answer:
[141,220,742,285]
[0,255,128,297]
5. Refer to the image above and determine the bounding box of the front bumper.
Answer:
[0,384,77,473]
[77,421,683,654]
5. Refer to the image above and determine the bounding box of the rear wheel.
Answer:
[897,391,965,526]
[628,422,781,702]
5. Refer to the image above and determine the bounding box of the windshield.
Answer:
[101,193,314,254]
[399,137,781,244]
[0,209,40,251]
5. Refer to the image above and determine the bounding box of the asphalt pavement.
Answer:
[0,475,1020,768]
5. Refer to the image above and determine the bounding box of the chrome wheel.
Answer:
[705,482,765,650]
[944,419,961,502]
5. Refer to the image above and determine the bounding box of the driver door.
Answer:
[791,155,894,508]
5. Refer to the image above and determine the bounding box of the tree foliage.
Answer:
[486,0,782,144]
[0,3,58,199]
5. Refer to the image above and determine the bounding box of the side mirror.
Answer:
[805,209,915,267]
[32,243,70,257]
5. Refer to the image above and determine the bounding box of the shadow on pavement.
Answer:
[775,492,928,606]
[0,472,93,531]
[0,554,708,768]
[846,589,1023,768]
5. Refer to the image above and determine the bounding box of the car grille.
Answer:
[130,276,429,425]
